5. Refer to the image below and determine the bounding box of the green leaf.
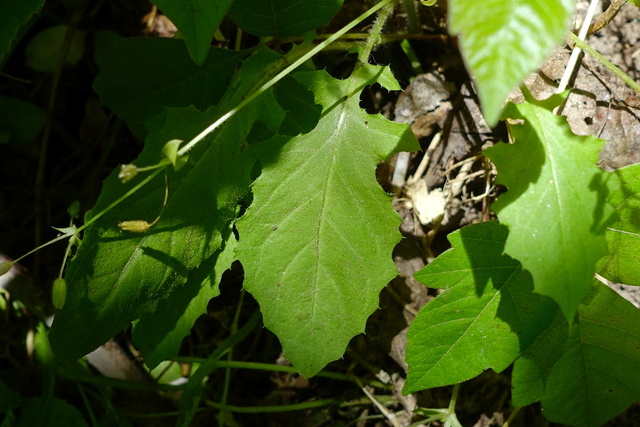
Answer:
[597,163,640,285]
[150,0,234,65]
[19,397,88,427]
[448,0,573,126]
[484,92,619,320]
[93,37,244,136]
[0,0,44,65]
[161,138,183,167]
[236,64,419,377]
[133,227,237,368]
[404,221,556,393]
[49,49,285,362]
[228,0,343,37]
[0,379,21,413]
[273,77,322,136]
[25,25,85,72]
[512,281,640,427]
[0,96,46,145]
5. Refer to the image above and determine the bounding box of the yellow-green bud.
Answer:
[52,278,67,309]
[118,164,138,183]
[118,220,151,233]
[0,261,12,276]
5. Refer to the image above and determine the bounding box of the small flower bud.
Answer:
[68,200,80,218]
[118,164,138,183]
[118,220,151,233]
[52,278,67,309]
[0,261,12,276]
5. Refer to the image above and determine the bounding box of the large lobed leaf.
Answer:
[236,64,419,377]
[0,0,44,66]
[597,163,640,285]
[484,92,619,320]
[404,221,556,393]
[512,281,640,426]
[49,48,285,361]
[133,225,237,369]
[150,0,234,65]
[448,0,573,126]
[93,37,243,136]
[228,0,343,38]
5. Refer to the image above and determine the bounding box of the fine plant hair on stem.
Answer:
[359,0,397,64]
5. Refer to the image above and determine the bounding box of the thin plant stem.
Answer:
[359,0,397,64]
[75,168,165,234]
[219,290,246,427]
[402,0,420,33]
[176,0,396,157]
[503,406,522,427]
[205,398,337,413]
[448,383,460,413]
[13,232,78,264]
[557,0,600,93]
[567,31,640,94]
[589,0,626,35]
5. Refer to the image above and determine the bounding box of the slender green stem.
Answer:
[402,0,420,33]
[448,383,460,413]
[75,167,165,234]
[567,31,640,94]
[503,406,521,427]
[75,382,99,427]
[219,290,246,427]
[13,232,77,264]
[176,0,396,157]
[205,398,337,413]
[175,359,350,380]
[359,0,397,64]
[18,0,399,273]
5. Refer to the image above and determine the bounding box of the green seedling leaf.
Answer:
[51,225,77,236]
[228,0,343,37]
[597,163,640,285]
[25,25,85,72]
[0,0,44,65]
[448,0,573,126]
[49,48,285,362]
[404,221,556,393]
[161,139,183,167]
[133,226,237,368]
[150,0,234,65]
[236,64,419,377]
[512,281,640,427]
[93,37,244,136]
[484,92,619,320]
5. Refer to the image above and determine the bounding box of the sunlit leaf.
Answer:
[512,281,640,427]
[484,91,619,319]
[404,221,556,392]
[236,64,418,377]
[449,0,573,125]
